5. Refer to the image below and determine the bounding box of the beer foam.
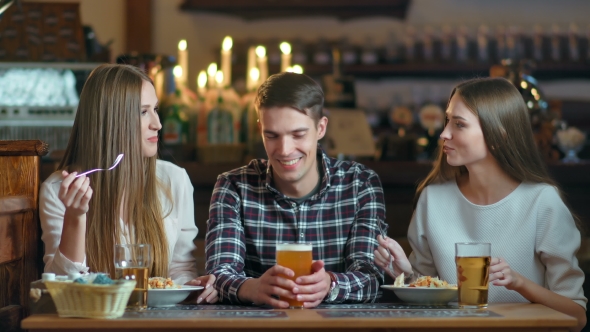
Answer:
[276,243,312,251]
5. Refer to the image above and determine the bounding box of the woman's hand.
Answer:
[489,257,524,290]
[185,275,219,304]
[58,170,93,218]
[374,235,413,279]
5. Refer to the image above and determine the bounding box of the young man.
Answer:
[205,72,386,308]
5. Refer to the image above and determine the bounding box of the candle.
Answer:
[215,70,224,88]
[177,39,188,87]
[197,70,207,97]
[292,64,303,74]
[246,46,257,91]
[256,45,268,84]
[249,67,260,89]
[173,65,183,91]
[221,36,233,88]
[280,42,292,72]
[207,63,217,89]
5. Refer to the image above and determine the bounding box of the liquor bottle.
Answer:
[532,25,544,62]
[292,39,308,65]
[384,31,401,63]
[162,89,189,145]
[340,37,358,65]
[476,25,490,63]
[313,38,331,65]
[455,25,469,64]
[495,25,507,62]
[206,95,233,144]
[360,36,379,65]
[403,25,417,63]
[568,23,580,62]
[422,26,435,63]
[440,25,454,63]
[322,48,355,108]
[550,24,562,62]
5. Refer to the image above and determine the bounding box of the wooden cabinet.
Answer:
[0,140,48,332]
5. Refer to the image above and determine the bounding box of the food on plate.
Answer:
[148,277,181,289]
[393,273,455,288]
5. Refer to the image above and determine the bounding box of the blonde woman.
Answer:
[375,78,586,331]
[40,64,218,304]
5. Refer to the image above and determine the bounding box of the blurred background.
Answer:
[2,1,590,312]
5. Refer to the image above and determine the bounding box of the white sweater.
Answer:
[39,160,199,285]
[408,181,587,309]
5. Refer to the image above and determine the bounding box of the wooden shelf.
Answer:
[180,0,410,20]
[231,63,590,79]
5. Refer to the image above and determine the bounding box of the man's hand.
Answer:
[238,265,298,308]
[292,260,331,308]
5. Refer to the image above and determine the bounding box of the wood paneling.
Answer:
[0,305,22,332]
[0,140,48,157]
[125,0,152,53]
[0,213,24,265]
[0,140,47,332]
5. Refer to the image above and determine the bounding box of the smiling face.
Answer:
[440,94,490,167]
[259,106,327,197]
[140,80,161,157]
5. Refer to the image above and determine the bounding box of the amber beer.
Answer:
[276,243,313,309]
[114,244,151,310]
[115,267,149,309]
[455,243,491,308]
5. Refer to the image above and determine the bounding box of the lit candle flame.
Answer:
[215,71,224,85]
[178,39,187,51]
[173,65,183,78]
[197,70,207,88]
[207,63,218,77]
[222,36,233,51]
[280,42,291,55]
[292,64,303,74]
[255,46,266,58]
[249,67,260,82]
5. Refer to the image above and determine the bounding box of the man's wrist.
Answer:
[237,278,257,304]
[325,273,332,293]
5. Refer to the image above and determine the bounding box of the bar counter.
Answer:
[22,303,576,332]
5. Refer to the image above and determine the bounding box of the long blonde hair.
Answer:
[415,77,559,206]
[59,64,171,277]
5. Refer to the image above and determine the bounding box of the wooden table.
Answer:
[22,303,576,332]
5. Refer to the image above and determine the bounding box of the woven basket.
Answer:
[45,280,136,319]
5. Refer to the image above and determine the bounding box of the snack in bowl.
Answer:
[383,272,458,305]
[148,277,181,289]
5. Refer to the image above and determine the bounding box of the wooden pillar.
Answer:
[125,0,152,53]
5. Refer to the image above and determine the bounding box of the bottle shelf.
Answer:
[231,62,590,80]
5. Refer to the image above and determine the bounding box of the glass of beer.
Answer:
[455,242,491,308]
[276,242,313,309]
[114,243,151,310]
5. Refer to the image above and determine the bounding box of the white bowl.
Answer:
[381,285,458,305]
[147,285,204,307]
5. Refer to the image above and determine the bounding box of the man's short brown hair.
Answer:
[255,72,324,124]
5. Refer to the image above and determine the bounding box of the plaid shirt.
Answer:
[205,147,387,304]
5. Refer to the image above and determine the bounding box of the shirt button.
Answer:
[291,202,297,207]
[299,232,304,238]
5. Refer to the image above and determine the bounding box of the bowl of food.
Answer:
[381,274,458,305]
[147,277,203,307]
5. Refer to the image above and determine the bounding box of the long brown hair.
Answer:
[415,77,564,211]
[59,64,171,277]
